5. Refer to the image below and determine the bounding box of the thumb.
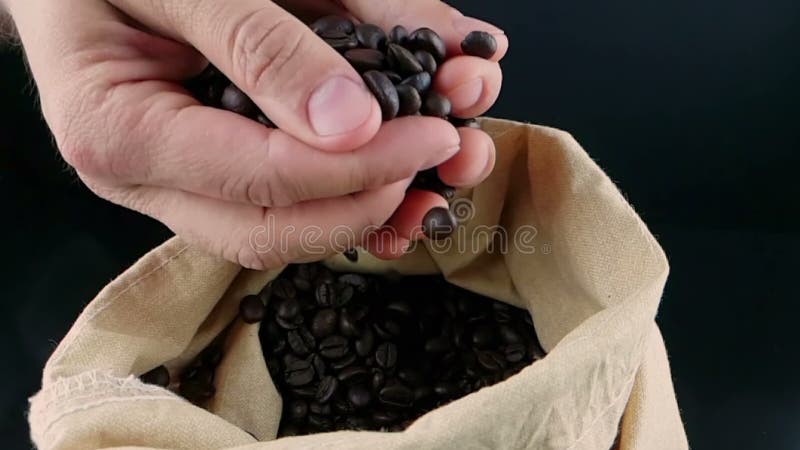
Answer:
[109,0,381,151]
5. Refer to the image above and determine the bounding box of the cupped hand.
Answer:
[7,0,507,268]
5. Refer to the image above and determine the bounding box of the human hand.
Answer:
[7,0,507,268]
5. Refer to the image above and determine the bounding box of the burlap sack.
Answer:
[28,118,688,450]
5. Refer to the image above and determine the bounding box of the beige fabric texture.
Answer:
[28,118,688,450]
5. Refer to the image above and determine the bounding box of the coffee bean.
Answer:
[379,384,413,408]
[221,84,257,117]
[311,309,338,338]
[343,248,359,262]
[140,365,170,387]
[339,310,363,337]
[398,368,425,386]
[338,366,369,384]
[387,44,423,75]
[288,328,315,355]
[433,381,458,397]
[471,325,497,349]
[414,50,438,74]
[280,422,303,437]
[240,295,265,324]
[424,336,452,354]
[400,71,432,93]
[422,207,457,240]
[371,368,386,390]
[363,70,400,121]
[386,300,413,316]
[375,342,398,369]
[373,322,393,340]
[291,385,317,399]
[389,25,408,44]
[273,278,297,301]
[333,396,355,414]
[315,282,336,307]
[395,85,422,117]
[256,114,276,128]
[355,23,387,50]
[333,284,355,308]
[308,414,333,431]
[338,273,369,293]
[347,384,373,409]
[293,264,317,291]
[383,70,403,84]
[285,359,315,386]
[319,335,349,359]
[383,319,403,337]
[529,339,547,360]
[270,337,287,355]
[330,353,357,370]
[311,15,354,36]
[504,343,526,363]
[276,315,303,330]
[421,92,452,118]
[311,353,327,378]
[449,117,480,129]
[315,375,339,404]
[355,328,375,357]
[461,31,498,59]
[288,399,308,420]
[499,325,523,344]
[372,409,400,425]
[476,350,506,372]
[180,378,216,403]
[345,416,372,430]
[409,28,446,61]
[344,48,385,73]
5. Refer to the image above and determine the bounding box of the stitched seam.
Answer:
[49,242,192,367]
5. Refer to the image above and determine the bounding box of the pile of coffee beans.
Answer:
[245,263,544,436]
[184,16,500,243]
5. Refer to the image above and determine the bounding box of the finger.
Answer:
[108,0,382,152]
[83,83,460,207]
[434,56,502,118]
[386,189,449,241]
[102,179,411,270]
[272,0,349,23]
[437,127,496,188]
[363,227,410,260]
[341,0,508,61]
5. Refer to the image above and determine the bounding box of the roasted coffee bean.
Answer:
[386,300,413,316]
[277,298,300,320]
[413,385,433,402]
[371,368,386,390]
[383,70,403,84]
[396,85,422,116]
[339,310,363,337]
[345,48,385,72]
[424,336,451,354]
[315,282,336,307]
[414,50,438,73]
[389,25,408,44]
[308,414,333,431]
[471,325,497,349]
[333,285,355,308]
[330,353,357,370]
[333,396,355,414]
[291,385,318,399]
[355,23,387,49]
[372,409,400,425]
[400,71,432,93]
[285,359,315,386]
[338,273,369,293]
[311,15,354,36]
[433,381,458,397]
[449,117,480,129]
[409,28,446,61]
[310,401,333,416]
[221,84,258,117]
[373,322,393,340]
[461,31,498,59]
[343,248,359,262]
[378,384,413,408]
[348,304,370,321]
[276,314,302,330]
[398,368,425,386]
[383,318,403,337]
[504,343,526,363]
[288,399,308,420]
[345,416,371,430]
[273,278,297,300]
[292,264,317,291]
[421,92,452,118]
[347,384,373,409]
[239,295,265,323]
[375,342,398,369]
[319,335,349,359]
[311,308,338,338]
[387,44,423,75]
[498,324,523,344]
[338,366,370,384]
[421,207,457,239]
[355,328,375,357]
[476,350,506,372]
[288,328,315,355]
[256,114,276,128]
[140,365,170,387]
[180,378,216,403]
[270,337,287,355]
[311,353,327,378]
[363,70,399,121]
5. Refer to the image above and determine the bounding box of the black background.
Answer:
[2,0,799,448]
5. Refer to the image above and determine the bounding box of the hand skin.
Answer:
[6,0,507,268]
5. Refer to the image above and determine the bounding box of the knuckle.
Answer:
[229,9,308,92]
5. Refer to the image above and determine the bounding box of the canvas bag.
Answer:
[28,118,688,450]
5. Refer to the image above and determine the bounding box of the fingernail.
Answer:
[447,78,484,111]
[308,76,373,137]
[452,14,505,36]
